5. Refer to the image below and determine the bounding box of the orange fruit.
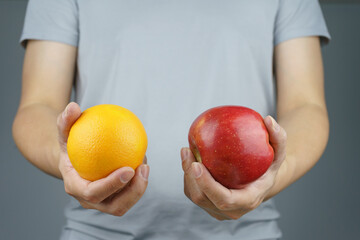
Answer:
[67,104,147,181]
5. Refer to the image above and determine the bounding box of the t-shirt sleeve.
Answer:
[19,0,79,48]
[274,0,331,46]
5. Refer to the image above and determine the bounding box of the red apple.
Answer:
[188,106,274,189]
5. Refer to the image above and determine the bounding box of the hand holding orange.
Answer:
[67,104,148,181]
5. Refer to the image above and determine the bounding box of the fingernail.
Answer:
[140,165,149,181]
[181,148,189,162]
[62,105,69,119]
[120,170,134,183]
[271,117,280,132]
[192,162,202,178]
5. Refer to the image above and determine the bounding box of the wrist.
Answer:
[51,141,63,179]
[264,155,294,201]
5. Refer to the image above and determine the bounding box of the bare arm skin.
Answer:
[181,36,329,220]
[12,40,76,178]
[267,36,329,198]
[13,40,149,216]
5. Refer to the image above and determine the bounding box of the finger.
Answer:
[182,150,248,215]
[264,116,287,170]
[184,175,216,210]
[57,102,82,147]
[204,208,233,221]
[60,154,91,197]
[181,148,216,209]
[84,167,135,203]
[192,162,244,211]
[59,152,134,203]
[98,164,149,216]
[181,147,196,173]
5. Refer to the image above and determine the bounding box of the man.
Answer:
[13,0,330,239]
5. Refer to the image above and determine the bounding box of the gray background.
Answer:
[1,1,359,239]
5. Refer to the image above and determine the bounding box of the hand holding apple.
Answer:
[181,113,287,220]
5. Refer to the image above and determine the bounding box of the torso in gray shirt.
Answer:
[20,0,330,239]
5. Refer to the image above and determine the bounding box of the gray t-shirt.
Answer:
[20,0,330,239]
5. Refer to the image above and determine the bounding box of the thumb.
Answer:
[264,116,287,169]
[57,102,82,148]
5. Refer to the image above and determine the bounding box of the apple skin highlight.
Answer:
[188,106,274,189]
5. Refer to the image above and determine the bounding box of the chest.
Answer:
[76,0,278,52]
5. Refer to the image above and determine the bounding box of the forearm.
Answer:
[266,103,329,199]
[12,103,62,179]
